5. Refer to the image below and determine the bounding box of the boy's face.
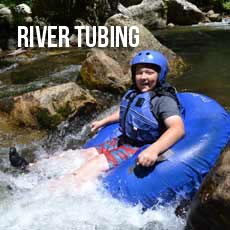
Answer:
[135,64,159,92]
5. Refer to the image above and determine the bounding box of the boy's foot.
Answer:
[9,147,29,170]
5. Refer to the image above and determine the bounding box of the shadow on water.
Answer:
[154,25,230,110]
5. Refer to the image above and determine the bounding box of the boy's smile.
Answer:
[135,64,159,92]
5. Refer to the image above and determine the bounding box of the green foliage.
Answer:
[1,0,33,7]
[223,1,230,10]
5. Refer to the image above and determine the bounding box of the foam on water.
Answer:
[0,150,185,230]
[0,63,18,74]
[50,65,81,78]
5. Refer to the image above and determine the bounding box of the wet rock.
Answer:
[24,16,33,24]
[208,13,222,22]
[206,10,222,22]
[80,49,128,93]
[167,0,205,25]
[118,0,167,29]
[15,4,32,15]
[14,3,33,26]
[0,7,11,16]
[167,22,175,28]
[186,145,230,230]
[207,10,215,16]
[6,82,96,129]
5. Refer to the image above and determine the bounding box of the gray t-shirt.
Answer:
[151,96,181,122]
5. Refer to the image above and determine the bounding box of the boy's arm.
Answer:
[91,109,120,132]
[137,115,185,167]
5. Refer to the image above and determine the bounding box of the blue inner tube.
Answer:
[84,93,230,208]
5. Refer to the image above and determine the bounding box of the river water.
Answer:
[0,24,230,230]
[154,23,230,110]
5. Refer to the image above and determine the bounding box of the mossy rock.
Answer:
[36,108,62,129]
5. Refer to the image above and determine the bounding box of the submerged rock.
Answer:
[186,144,230,230]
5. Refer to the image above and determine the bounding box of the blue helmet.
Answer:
[131,50,169,84]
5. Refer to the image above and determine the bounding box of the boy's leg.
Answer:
[79,147,99,161]
[72,154,109,183]
[49,154,109,189]
[69,141,139,185]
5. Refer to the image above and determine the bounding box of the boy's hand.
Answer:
[137,148,159,167]
[90,120,103,132]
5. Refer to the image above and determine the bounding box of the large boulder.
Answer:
[118,0,167,29]
[0,83,96,129]
[80,14,186,93]
[80,49,129,93]
[32,0,118,26]
[167,0,205,25]
[186,145,230,229]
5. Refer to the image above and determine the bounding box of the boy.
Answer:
[10,50,185,186]
[65,50,185,184]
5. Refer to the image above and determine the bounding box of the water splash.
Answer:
[0,149,185,230]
